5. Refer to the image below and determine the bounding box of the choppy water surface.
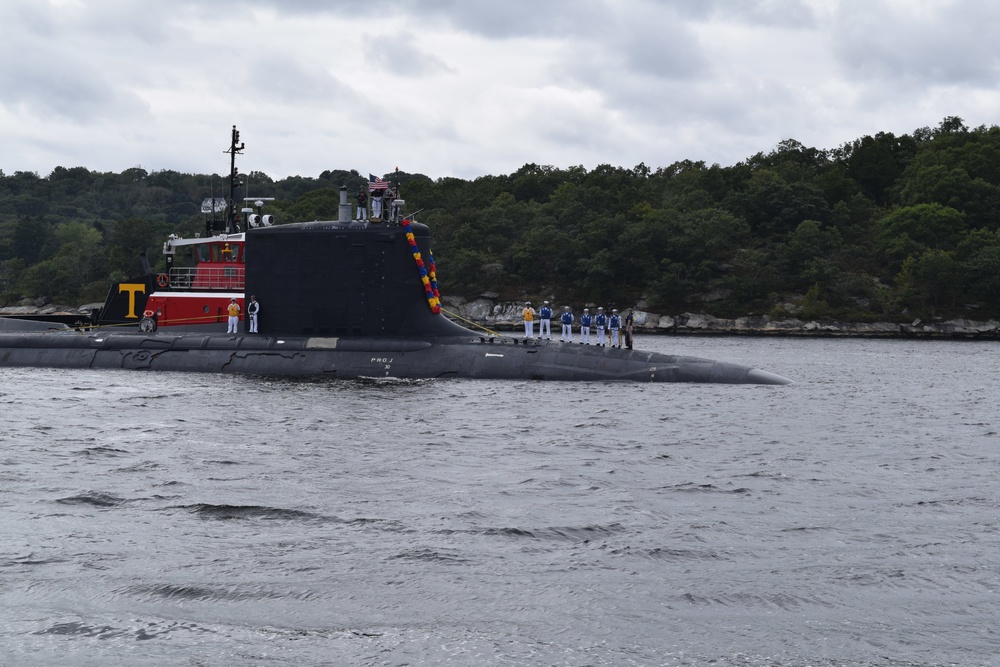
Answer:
[1,336,998,666]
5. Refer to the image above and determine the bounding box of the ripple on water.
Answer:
[55,492,129,507]
[173,503,324,521]
[2,341,1000,666]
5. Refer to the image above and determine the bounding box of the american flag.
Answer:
[368,174,389,190]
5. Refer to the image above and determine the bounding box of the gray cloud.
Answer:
[363,33,454,77]
[831,0,1000,88]
[610,13,708,81]
[703,0,817,28]
[402,0,609,39]
[0,61,145,122]
[236,56,361,105]
[1,0,998,180]
[0,36,148,122]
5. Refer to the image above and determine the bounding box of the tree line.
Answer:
[2,116,1000,321]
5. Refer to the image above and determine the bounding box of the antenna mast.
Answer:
[224,125,245,234]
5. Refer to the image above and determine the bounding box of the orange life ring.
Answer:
[143,309,155,318]
[156,273,169,287]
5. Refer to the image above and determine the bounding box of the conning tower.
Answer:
[245,187,468,338]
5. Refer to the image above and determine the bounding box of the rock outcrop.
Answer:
[439,297,1000,339]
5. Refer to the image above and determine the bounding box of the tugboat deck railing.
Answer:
[168,265,245,291]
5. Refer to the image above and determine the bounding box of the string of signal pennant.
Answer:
[402,218,441,314]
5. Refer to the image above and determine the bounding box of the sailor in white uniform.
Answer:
[594,307,607,347]
[609,309,622,347]
[247,295,260,333]
[538,301,552,339]
[560,306,574,342]
[579,308,592,344]
[522,302,535,339]
[226,298,241,334]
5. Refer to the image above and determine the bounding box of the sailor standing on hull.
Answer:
[382,188,398,222]
[560,306,574,343]
[246,295,260,333]
[538,301,552,339]
[594,307,607,347]
[609,309,622,347]
[356,186,368,221]
[226,298,241,334]
[579,308,592,344]
[522,301,535,339]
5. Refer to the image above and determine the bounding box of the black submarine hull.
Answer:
[0,183,792,385]
[0,331,791,384]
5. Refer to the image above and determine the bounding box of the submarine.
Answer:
[0,130,791,385]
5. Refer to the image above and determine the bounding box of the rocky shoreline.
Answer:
[3,300,999,339]
[1,305,100,318]
[441,297,1000,339]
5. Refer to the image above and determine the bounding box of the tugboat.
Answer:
[96,126,256,333]
[0,129,792,384]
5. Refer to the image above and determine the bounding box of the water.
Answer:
[1,336,998,666]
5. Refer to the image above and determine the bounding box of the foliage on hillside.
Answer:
[3,117,1000,321]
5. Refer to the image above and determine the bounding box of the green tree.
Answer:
[777,219,844,290]
[18,221,105,303]
[875,203,965,271]
[6,216,55,263]
[956,228,1000,309]
[726,170,830,237]
[892,249,961,313]
[105,217,162,277]
[844,132,916,205]
[800,282,832,319]
[283,187,343,222]
[725,248,782,304]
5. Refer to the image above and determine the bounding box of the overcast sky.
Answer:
[2,0,998,182]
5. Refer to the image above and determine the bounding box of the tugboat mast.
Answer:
[224,125,245,234]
